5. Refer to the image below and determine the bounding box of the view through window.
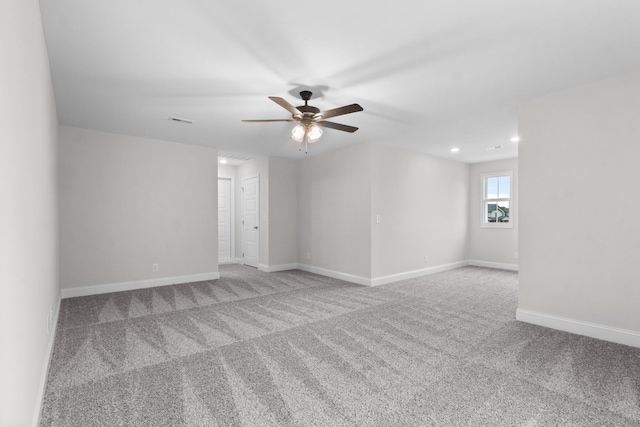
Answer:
[482,172,512,227]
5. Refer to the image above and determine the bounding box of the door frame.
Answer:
[217,176,235,264]
[241,174,260,267]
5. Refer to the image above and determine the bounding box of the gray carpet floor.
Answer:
[40,265,640,426]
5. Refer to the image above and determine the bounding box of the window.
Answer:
[482,171,512,228]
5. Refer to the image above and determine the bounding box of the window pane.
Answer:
[498,176,510,198]
[485,202,496,222]
[497,201,510,223]
[486,177,498,199]
[485,201,510,223]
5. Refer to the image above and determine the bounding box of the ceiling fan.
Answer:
[242,90,363,153]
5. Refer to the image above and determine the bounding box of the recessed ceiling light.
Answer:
[450,147,460,153]
[510,136,520,143]
[219,159,228,164]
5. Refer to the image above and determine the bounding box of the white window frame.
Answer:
[481,171,513,229]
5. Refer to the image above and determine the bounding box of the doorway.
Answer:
[217,177,233,263]
[242,175,259,268]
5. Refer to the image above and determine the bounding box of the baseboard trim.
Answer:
[295,260,512,287]
[234,257,244,265]
[296,263,371,286]
[370,261,470,286]
[468,260,519,271]
[33,291,61,426]
[60,272,221,299]
[218,260,236,265]
[258,263,298,273]
[516,308,640,349]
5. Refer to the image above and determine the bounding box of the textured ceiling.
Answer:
[40,0,640,163]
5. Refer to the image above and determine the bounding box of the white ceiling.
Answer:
[40,0,640,163]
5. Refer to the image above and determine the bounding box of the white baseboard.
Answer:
[33,291,61,426]
[61,272,221,299]
[234,257,244,265]
[468,259,519,271]
[258,263,298,273]
[296,263,371,286]
[218,260,236,265]
[295,260,511,287]
[516,309,640,349]
[370,261,470,286]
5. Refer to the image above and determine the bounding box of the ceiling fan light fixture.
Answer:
[247,91,362,153]
[307,125,322,143]
[291,124,306,142]
[291,124,322,143]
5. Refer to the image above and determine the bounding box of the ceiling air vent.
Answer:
[218,153,253,166]
[168,116,194,124]
[486,145,504,150]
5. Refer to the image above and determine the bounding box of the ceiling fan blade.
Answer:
[316,121,359,133]
[241,119,296,122]
[314,103,363,120]
[268,96,303,117]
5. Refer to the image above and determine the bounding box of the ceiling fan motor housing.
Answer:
[296,105,320,114]
[296,91,319,115]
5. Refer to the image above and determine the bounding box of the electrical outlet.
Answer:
[514,252,519,259]
[424,255,429,263]
[153,263,159,272]
[376,215,381,224]
[306,253,311,260]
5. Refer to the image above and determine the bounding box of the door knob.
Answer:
[254,226,258,229]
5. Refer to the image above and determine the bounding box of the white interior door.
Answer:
[218,178,232,263]
[242,176,259,268]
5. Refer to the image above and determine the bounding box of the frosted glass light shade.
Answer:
[291,124,305,142]
[307,125,322,143]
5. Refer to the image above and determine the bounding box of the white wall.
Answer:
[0,1,60,425]
[268,157,298,268]
[59,127,218,290]
[371,145,469,279]
[236,157,269,263]
[218,164,237,179]
[467,158,519,268]
[518,70,640,339]
[297,144,372,279]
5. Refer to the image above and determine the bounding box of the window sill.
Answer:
[481,223,513,229]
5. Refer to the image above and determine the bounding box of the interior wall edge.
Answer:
[297,259,478,287]
[258,263,298,273]
[468,260,519,271]
[60,272,220,299]
[32,291,62,427]
[370,260,470,287]
[296,263,372,286]
[516,308,640,349]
